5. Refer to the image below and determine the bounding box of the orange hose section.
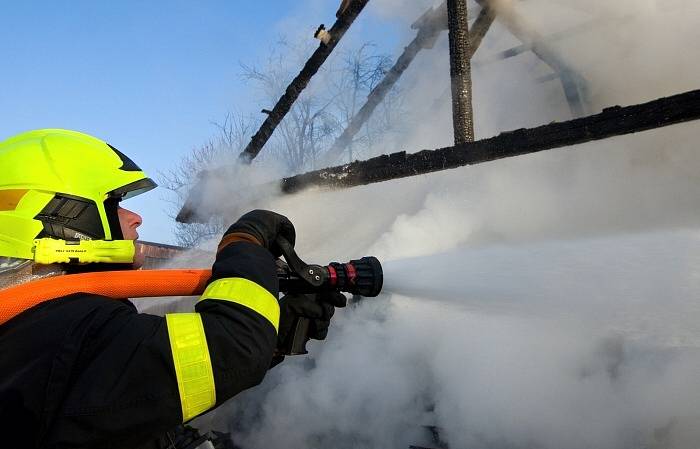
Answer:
[0,269,212,326]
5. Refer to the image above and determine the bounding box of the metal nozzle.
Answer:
[278,256,383,297]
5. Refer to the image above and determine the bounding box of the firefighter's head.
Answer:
[0,129,155,269]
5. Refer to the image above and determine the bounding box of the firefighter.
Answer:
[0,129,344,449]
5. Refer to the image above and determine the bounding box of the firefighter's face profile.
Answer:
[118,206,145,268]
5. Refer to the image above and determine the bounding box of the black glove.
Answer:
[222,209,295,258]
[274,291,347,360]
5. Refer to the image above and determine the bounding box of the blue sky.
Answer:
[1,1,404,244]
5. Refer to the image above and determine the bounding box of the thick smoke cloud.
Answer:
[174,0,700,447]
[204,154,700,449]
[204,229,700,449]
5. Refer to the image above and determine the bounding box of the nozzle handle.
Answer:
[276,236,325,287]
[281,317,311,355]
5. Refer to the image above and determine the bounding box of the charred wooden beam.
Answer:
[447,0,474,145]
[178,89,700,222]
[178,89,700,223]
[427,5,495,116]
[447,0,475,144]
[277,89,700,195]
[467,2,495,63]
[238,0,369,163]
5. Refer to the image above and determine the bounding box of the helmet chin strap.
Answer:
[104,197,124,240]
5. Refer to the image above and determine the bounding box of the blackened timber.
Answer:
[468,3,495,60]
[238,0,369,163]
[447,0,475,144]
[279,89,700,194]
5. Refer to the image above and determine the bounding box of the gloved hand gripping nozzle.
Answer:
[275,236,383,355]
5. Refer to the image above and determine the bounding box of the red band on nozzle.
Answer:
[345,263,357,286]
[327,264,338,288]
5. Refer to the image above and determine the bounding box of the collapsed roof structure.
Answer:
[176,0,700,224]
[177,0,693,214]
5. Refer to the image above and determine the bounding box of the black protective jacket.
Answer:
[0,242,278,449]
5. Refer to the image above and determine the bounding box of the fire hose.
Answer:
[0,237,383,355]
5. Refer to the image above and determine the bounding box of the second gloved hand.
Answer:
[276,291,347,356]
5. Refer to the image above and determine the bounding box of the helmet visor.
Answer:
[108,178,157,200]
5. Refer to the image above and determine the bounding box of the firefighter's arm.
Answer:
[188,240,279,414]
[49,244,278,448]
[160,209,294,421]
[49,211,292,447]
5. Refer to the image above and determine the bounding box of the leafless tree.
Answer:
[242,38,403,171]
[165,37,405,246]
[330,43,398,161]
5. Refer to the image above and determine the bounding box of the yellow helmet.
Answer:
[0,129,156,262]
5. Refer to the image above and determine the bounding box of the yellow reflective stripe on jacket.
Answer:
[199,278,280,333]
[165,313,216,422]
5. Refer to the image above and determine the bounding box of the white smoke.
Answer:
[180,0,700,447]
[199,124,700,449]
